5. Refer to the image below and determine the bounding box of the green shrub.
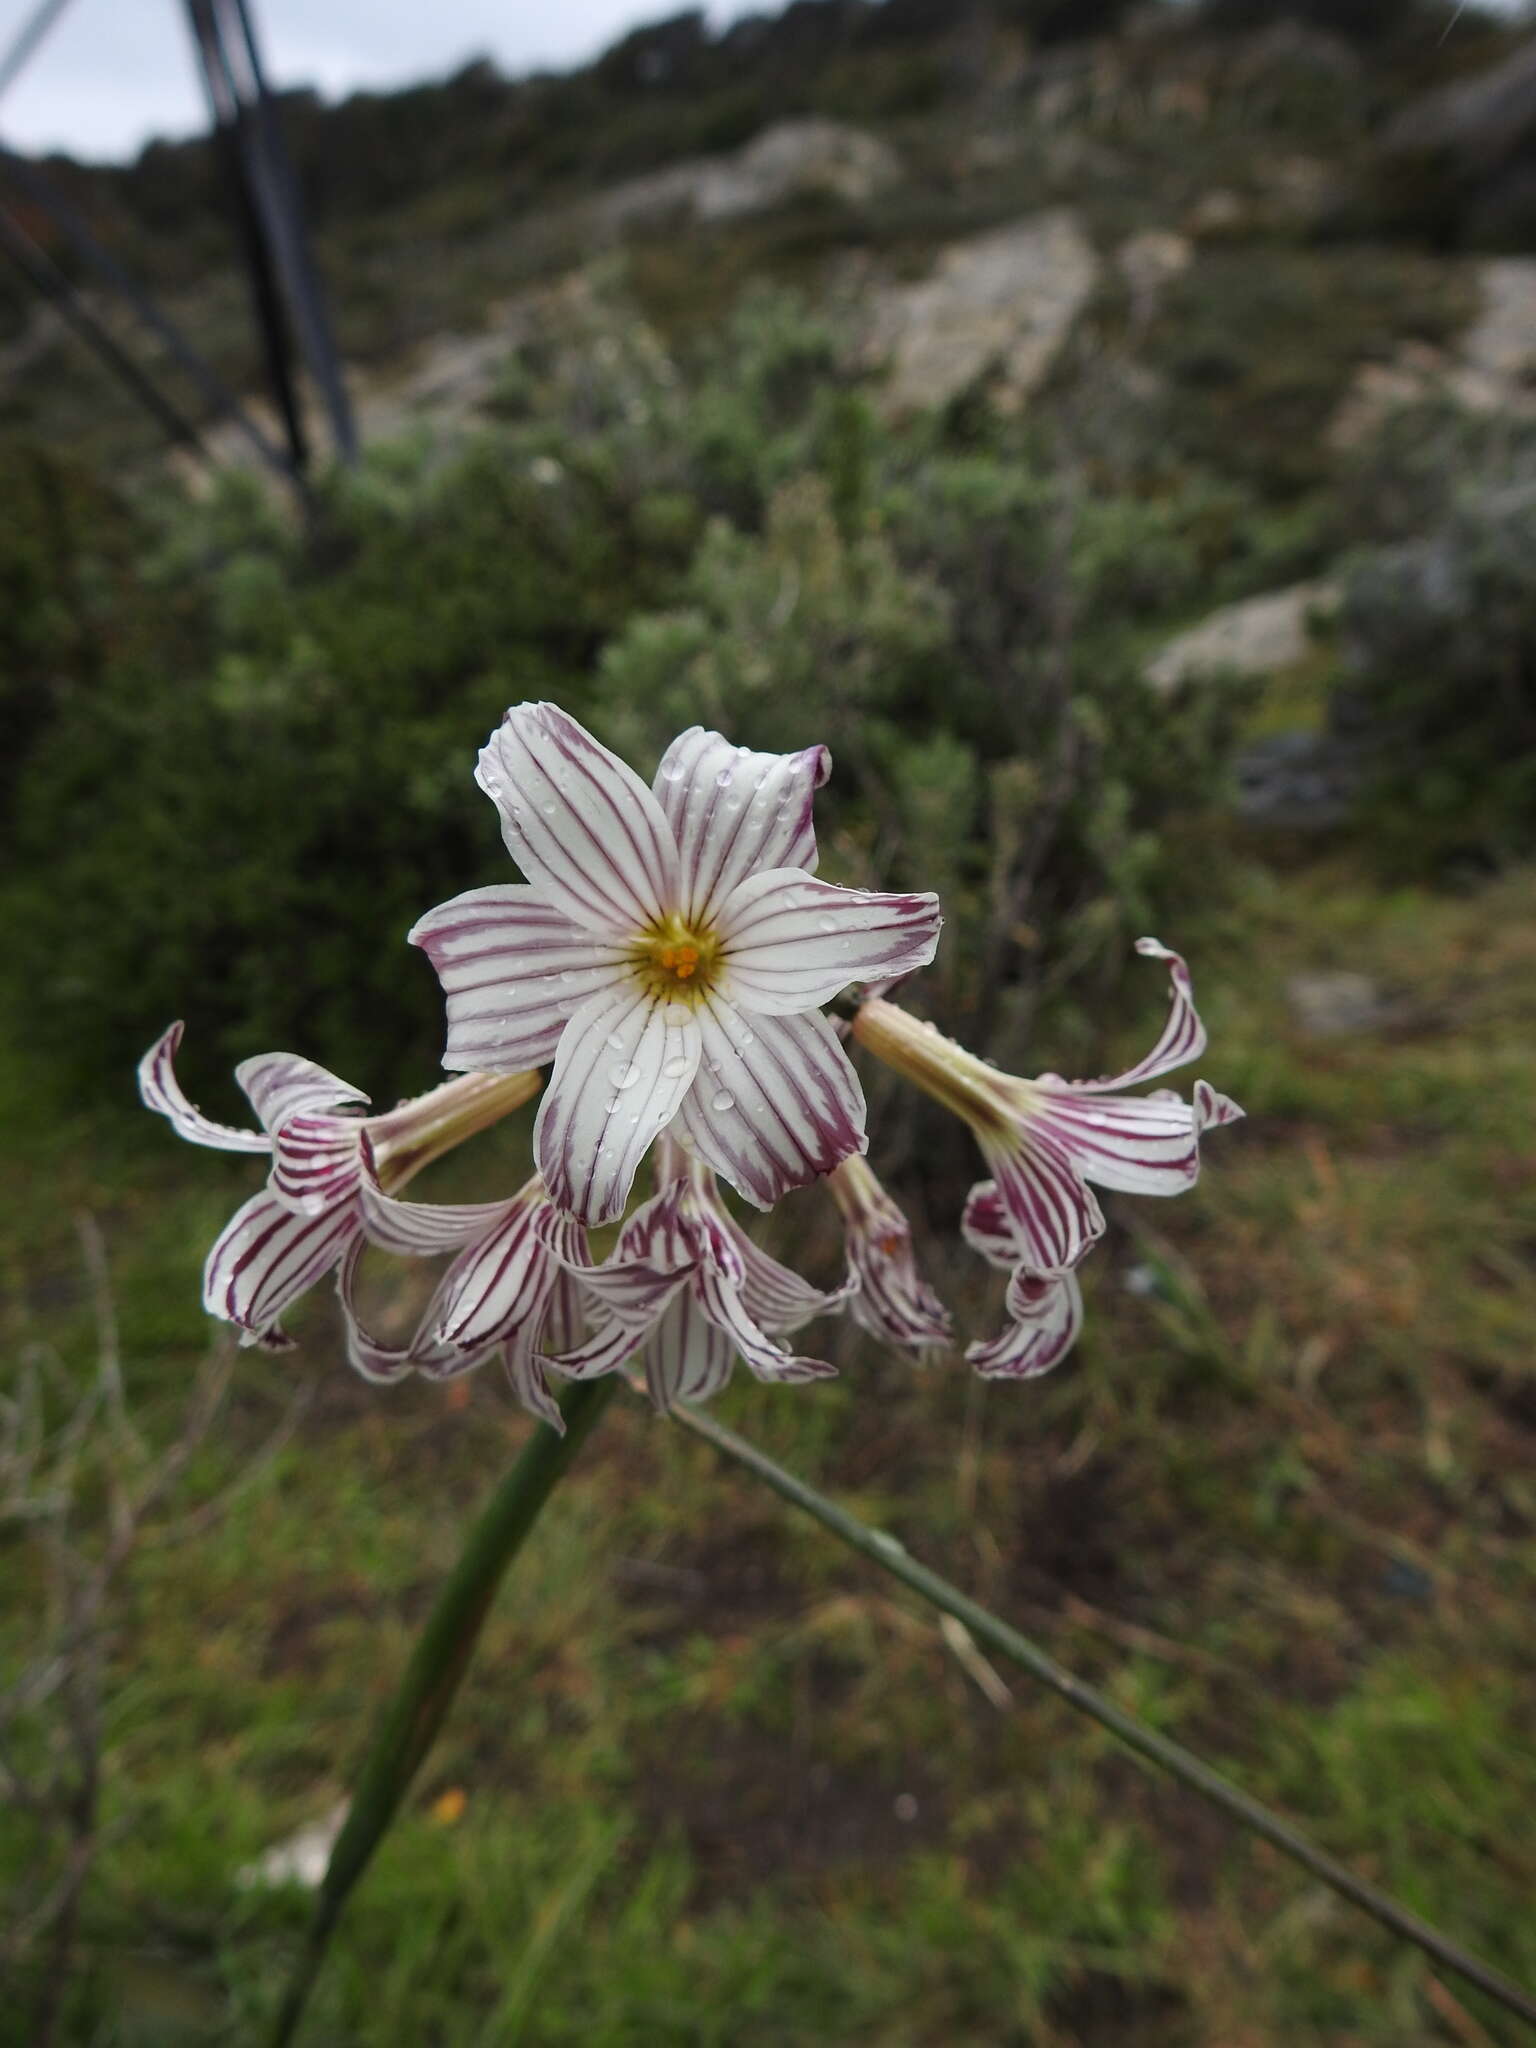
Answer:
[2,286,1245,1110]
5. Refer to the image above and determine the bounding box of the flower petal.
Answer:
[1026,1088,1202,1198]
[653,728,831,925]
[534,984,702,1223]
[476,702,680,939]
[967,1269,1083,1380]
[357,1173,513,1257]
[503,1329,567,1432]
[693,1263,835,1385]
[846,1233,951,1350]
[408,884,625,1073]
[428,1199,560,1352]
[1072,940,1206,1094]
[204,1190,360,1344]
[1195,1079,1245,1136]
[577,1257,692,1325]
[984,1131,1104,1276]
[715,869,941,1017]
[545,1311,650,1381]
[641,1291,736,1412]
[960,1179,1020,1272]
[727,1221,852,1333]
[138,1023,269,1154]
[268,1116,364,1216]
[542,1268,590,1355]
[237,1051,369,1133]
[335,1238,418,1384]
[678,999,866,1210]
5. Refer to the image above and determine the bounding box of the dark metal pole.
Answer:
[221,0,356,461]
[0,201,210,460]
[183,0,310,476]
[0,145,294,482]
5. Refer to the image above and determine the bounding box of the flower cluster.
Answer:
[142,704,1240,1419]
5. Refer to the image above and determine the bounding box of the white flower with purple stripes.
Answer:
[853,939,1243,1282]
[410,706,942,1227]
[542,1137,847,1413]
[959,1181,1085,1379]
[138,1023,539,1352]
[337,1175,591,1430]
[827,1155,951,1352]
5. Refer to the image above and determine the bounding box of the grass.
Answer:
[3,844,1535,2045]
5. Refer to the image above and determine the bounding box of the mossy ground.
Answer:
[4,845,1534,2046]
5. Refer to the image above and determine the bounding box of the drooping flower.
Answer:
[851,939,1244,1279]
[138,1023,540,1351]
[337,1175,590,1429]
[826,1154,950,1351]
[410,707,942,1226]
[959,1179,1083,1379]
[542,1136,846,1412]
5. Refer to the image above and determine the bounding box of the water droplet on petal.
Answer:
[609,1061,641,1090]
[711,1089,736,1112]
[817,916,836,933]
[715,767,734,791]
[606,1032,627,1051]
[661,1053,691,1079]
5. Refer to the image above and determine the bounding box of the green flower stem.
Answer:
[670,1401,1536,2034]
[270,1376,619,2048]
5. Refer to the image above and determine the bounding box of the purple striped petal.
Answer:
[408,884,624,1073]
[476,702,680,940]
[534,983,702,1224]
[269,1115,365,1217]
[335,1238,418,1384]
[693,1262,835,1385]
[715,869,941,1016]
[985,1129,1105,1276]
[1071,940,1205,1094]
[960,1179,1020,1272]
[138,1023,270,1154]
[237,1051,369,1133]
[204,1188,361,1345]
[653,729,831,925]
[578,1256,692,1324]
[357,1173,513,1256]
[967,1269,1083,1380]
[542,1268,589,1355]
[640,1291,736,1412]
[427,1197,559,1352]
[1195,1080,1245,1135]
[728,1222,852,1334]
[828,1155,949,1349]
[678,999,866,1210]
[545,1311,650,1381]
[1025,1087,1202,1198]
[504,1328,567,1431]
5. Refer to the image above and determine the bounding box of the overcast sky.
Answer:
[0,0,761,162]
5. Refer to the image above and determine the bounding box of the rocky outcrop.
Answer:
[596,119,901,232]
[1329,257,1536,449]
[864,211,1099,414]
[1144,580,1340,697]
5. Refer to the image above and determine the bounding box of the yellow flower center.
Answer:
[634,914,722,1002]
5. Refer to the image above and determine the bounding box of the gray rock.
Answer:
[865,211,1099,415]
[597,119,901,233]
[1144,580,1341,696]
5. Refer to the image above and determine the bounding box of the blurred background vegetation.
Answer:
[2,0,1535,2041]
